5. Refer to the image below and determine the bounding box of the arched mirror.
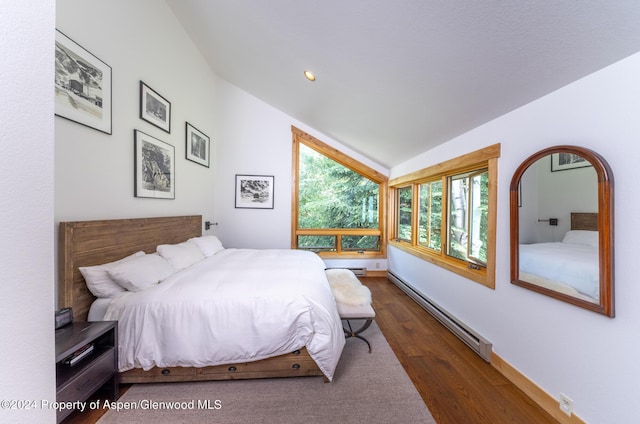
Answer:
[510,146,614,317]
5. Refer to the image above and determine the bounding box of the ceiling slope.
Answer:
[167,0,640,168]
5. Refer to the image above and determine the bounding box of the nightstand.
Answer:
[55,321,118,423]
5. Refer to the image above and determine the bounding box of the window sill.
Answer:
[312,251,386,260]
[388,240,494,289]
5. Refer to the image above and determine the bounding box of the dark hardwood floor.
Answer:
[366,276,556,424]
[63,276,556,424]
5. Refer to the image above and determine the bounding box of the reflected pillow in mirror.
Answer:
[562,230,598,247]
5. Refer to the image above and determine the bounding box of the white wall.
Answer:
[212,78,388,256]
[520,160,598,243]
[389,52,640,423]
[55,0,219,224]
[0,1,56,423]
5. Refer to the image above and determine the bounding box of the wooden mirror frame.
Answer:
[510,146,614,317]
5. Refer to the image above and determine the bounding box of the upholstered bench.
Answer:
[325,268,376,353]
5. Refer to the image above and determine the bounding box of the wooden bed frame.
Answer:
[59,215,326,383]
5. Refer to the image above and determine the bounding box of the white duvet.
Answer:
[103,249,345,381]
[519,242,599,300]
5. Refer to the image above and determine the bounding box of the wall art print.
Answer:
[185,122,210,167]
[140,81,171,133]
[550,152,592,172]
[54,29,112,134]
[134,130,175,199]
[235,175,274,209]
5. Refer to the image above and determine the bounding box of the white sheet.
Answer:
[103,249,345,380]
[518,272,597,303]
[88,297,112,321]
[519,242,599,300]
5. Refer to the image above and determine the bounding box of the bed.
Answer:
[518,212,599,302]
[59,215,344,383]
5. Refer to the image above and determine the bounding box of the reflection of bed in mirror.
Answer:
[519,213,598,303]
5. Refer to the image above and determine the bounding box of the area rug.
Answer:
[97,321,435,423]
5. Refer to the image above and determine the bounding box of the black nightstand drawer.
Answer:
[57,347,116,404]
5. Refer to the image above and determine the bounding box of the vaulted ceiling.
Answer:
[167,0,640,168]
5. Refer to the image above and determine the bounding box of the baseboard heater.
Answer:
[326,267,367,276]
[387,270,492,363]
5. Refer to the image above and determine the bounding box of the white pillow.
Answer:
[189,235,224,257]
[79,251,145,298]
[107,253,175,291]
[562,230,598,247]
[157,241,204,270]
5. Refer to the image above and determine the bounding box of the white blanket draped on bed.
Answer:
[103,249,345,381]
[519,242,599,300]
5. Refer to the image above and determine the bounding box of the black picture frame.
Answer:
[134,130,175,199]
[185,122,210,167]
[139,81,171,133]
[550,152,592,172]
[235,175,274,209]
[54,29,112,134]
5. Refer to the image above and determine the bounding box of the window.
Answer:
[397,186,412,242]
[389,144,500,288]
[448,169,488,265]
[418,180,442,251]
[292,126,388,258]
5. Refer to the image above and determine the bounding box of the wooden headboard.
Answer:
[571,212,598,231]
[59,215,202,321]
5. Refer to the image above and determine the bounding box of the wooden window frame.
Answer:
[465,168,489,266]
[396,185,413,243]
[389,144,500,288]
[418,179,443,251]
[291,126,388,259]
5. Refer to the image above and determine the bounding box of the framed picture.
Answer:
[134,130,175,199]
[140,81,171,133]
[54,29,112,134]
[235,175,274,209]
[551,153,592,172]
[185,122,210,167]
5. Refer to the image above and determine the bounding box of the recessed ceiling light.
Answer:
[304,70,316,81]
